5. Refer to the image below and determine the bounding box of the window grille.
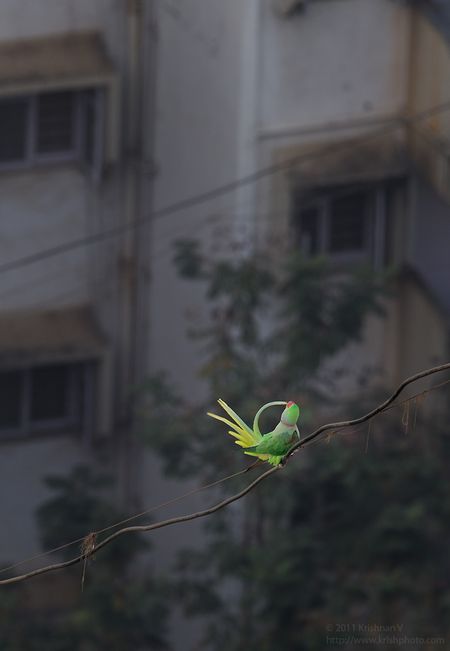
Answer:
[0,88,103,176]
[295,181,406,269]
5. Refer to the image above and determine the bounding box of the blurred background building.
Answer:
[0,0,449,645]
[0,0,154,564]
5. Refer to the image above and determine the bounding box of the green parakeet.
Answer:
[207,399,300,466]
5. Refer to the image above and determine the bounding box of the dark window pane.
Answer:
[329,191,368,253]
[30,364,69,422]
[36,91,75,154]
[384,180,405,266]
[0,98,28,163]
[299,207,320,255]
[0,370,23,429]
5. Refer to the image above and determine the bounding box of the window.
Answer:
[294,181,405,269]
[0,88,103,173]
[328,191,368,253]
[0,361,94,437]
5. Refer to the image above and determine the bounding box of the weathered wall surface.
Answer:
[408,10,450,203]
[255,1,415,391]
[391,274,448,384]
[144,5,260,645]
[148,0,253,397]
[0,435,87,562]
[259,0,410,133]
[0,169,90,310]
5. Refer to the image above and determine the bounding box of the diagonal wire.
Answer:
[0,463,257,577]
[0,361,449,586]
[1,99,450,276]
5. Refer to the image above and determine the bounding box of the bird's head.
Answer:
[281,401,300,426]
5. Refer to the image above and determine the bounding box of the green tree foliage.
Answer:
[141,245,384,479]
[0,466,170,651]
[137,243,450,650]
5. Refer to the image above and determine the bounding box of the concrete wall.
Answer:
[259,0,410,133]
[148,0,252,396]
[0,168,90,310]
[408,10,450,203]
[391,274,448,384]
[143,4,261,645]
[0,435,87,563]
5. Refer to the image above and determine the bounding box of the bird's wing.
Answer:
[207,399,262,448]
[244,431,277,455]
[245,430,292,456]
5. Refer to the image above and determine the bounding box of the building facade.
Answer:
[0,0,155,562]
[150,0,450,398]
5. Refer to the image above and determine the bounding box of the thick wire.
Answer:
[1,362,449,586]
[0,463,257,577]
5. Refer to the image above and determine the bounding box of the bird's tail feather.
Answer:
[244,450,283,466]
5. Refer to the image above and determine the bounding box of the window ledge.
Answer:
[0,306,106,369]
[0,428,83,446]
[0,159,107,183]
[0,31,114,93]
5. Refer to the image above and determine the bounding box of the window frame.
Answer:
[0,361,95,440]
[295,181,394,270]
[0,88,103,175]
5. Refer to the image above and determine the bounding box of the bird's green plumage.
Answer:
[207,399,300,466]
[245,429,297,456]
[244,406,300,464]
